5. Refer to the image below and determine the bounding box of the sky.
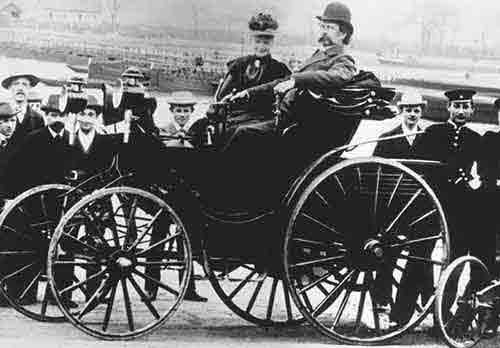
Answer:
[12,0,500,47]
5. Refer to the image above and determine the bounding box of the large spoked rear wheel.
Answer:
[203,245,304,326]
[0,184,81,322]
[435,256,491,348]
[283,157,450,345]
[47,187,192,340]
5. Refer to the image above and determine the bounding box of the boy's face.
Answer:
[78,108,98,132]
[172,105,193,127]
[46,111,66,131]
[0,115,17,139]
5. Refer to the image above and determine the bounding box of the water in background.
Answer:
[0,55,496,158]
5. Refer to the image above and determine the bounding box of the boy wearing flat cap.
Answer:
[2,73,45,145]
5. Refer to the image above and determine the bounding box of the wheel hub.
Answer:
[363,239,384,259]
[116,256,133,269]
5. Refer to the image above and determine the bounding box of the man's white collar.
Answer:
[48,126,65,139]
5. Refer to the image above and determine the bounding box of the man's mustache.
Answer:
[318,32,333,45]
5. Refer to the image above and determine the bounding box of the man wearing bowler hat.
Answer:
[2,73,45,145]
[374,92,426,158]
[226,2,357,160]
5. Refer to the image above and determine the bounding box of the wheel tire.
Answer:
[283,157,450,345]
[435,256,491,348]
[0,184,81,322]
[47,186,192,340]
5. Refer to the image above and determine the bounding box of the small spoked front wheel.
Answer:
[47,187,192,340]
[435,256,492,348]
[283,158,450,345]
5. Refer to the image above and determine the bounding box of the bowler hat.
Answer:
[41,94,63,114]
[2,73,40,89]
[444,89,476,102]
[167,91,197,106]
[316,2,353,35]
[0,102,19,119]
[397,92,427,107]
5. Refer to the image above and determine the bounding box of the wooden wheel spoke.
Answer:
[102,278,118,332]
[123,197,138,250]
[121,278,135,331]
[292,237,344,249]
[60,269,107,295]
[298,271,338,295]
[312,269,356,317]
[385,188,423,233]
[314,190,332,209]
[282,281,294,321]
[246,275,267,314]
[1,261,38,281]
[387,173,404,208]
[300,212,342,237]
[53,260,102,268]
[333,174,346,196]
[136,261,186,268]
[291,255,345,269]
[228,270,257,300]
[127,209,165,251]
[266,278,279,321]
[408,209,437,228]
[127,275,160,319]
[0,250,38,256]
[132,269,179,297]
[398,254,445,266]
[78,276,111,319]
[367,272,382,334]
[29,220,56,229]
[332,272,357,329]
[135,233,182,257]
[389,235,442,249]
[18,271,42,302]
[61,232,99,253]
[1,224,36,243]
[40,280,51,316]
[354,274,368,334]
[373,166,381,229]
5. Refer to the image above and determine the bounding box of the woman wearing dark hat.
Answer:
[216,12,291,118]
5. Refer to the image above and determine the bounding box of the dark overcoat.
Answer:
[373,124,422,158]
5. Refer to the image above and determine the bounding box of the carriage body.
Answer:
[0,87,451,344]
